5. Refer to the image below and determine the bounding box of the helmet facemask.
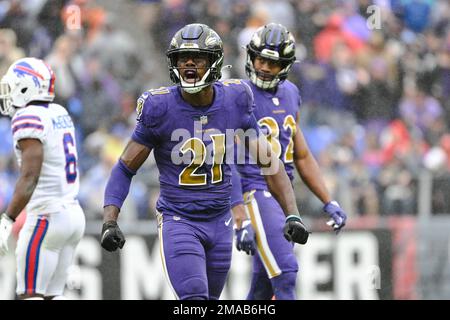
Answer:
[0,79,15,117]
[245,23,296,90]
[245,50,294,90]
[166,24,224,93]
[168,50,223,94]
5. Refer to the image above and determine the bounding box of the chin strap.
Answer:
[181,84,209,94]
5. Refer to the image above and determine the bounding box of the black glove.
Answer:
[283,215,310,245]
[101,221,126,252]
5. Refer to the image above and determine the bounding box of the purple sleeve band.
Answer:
[131,122,156,150]
[245,114,261,139]
[230,165,244,208]
[103,159,136,210]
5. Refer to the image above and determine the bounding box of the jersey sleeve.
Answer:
[131,91,165,149]
[230,164,244,208]
[295,83,302,109]
[288,81,302,110]
[11,109,47,143]
[238,82,260,133]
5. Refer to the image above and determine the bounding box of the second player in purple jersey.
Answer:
[100,23,309,300]
[231,23,348,300]
[236,78,300,193]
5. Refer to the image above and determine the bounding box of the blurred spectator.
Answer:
[348,159,380,216]
[46,33,84,106]
[402,0,433,33]
[152,0,194,48]
[252,0,295,30]
[0,28,24,76]
[36,0,65,43]
[351,57,397,125]
[235,8,268,78]
[313,13,366,64]
[292,0,321,59]
[399,85,444,134]
[378,157,417,215]
[78,53,122,136]
[87,13,139,88]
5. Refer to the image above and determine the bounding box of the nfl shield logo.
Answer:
[200,115,208,125]
[272,97,280,106]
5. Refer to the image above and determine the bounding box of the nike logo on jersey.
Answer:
[225,217,232,226]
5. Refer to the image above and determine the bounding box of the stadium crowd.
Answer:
[0,0,449,221]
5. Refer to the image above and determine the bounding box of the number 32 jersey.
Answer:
[236,79,302,193]
[11,103,79,213]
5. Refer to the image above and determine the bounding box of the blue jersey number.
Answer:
[63,133,77,183]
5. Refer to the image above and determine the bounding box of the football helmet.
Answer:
[0,57,55,116]
[167,23,224,94]
[246,23,296,89]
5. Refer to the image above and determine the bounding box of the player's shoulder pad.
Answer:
[12,105,49,126]
[221,79,254,114]
[14,104,47,118]
[11,106,47,140]
[282,80,302,107]
[283,79,299,91]
[284,80,300,96]
[136,87,171,127]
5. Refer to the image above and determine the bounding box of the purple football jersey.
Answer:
[236,79,302,193]
[132,80,259,219]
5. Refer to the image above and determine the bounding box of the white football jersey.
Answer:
[11,103,79,213]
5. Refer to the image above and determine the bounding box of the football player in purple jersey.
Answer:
[231,23,347,300]
[100,23,309,300]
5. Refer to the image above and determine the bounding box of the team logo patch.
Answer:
[205,31,219,47]
[13,61,43,87]
[170,37,178,48]
[200,115,208,125]
[251,33,261,47]
[283,42,295,56]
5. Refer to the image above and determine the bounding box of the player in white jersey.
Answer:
[0,57,85,300]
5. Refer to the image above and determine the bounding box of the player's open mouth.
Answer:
[183,69,200,83]
[257,72,275,81]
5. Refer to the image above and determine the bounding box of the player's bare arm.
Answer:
[5,138,43,220]
[292,113,332,205]
[231,203,256,255]
[247,135,299,217]
[293,112,347,233]
[231,204,247,229]
[247,134,309,244]
[1,138,43,257]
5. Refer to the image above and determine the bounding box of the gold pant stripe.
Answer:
[157,211,179,299]
[245,192,281,278]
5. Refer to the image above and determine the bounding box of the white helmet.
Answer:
[0,57,55,116]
